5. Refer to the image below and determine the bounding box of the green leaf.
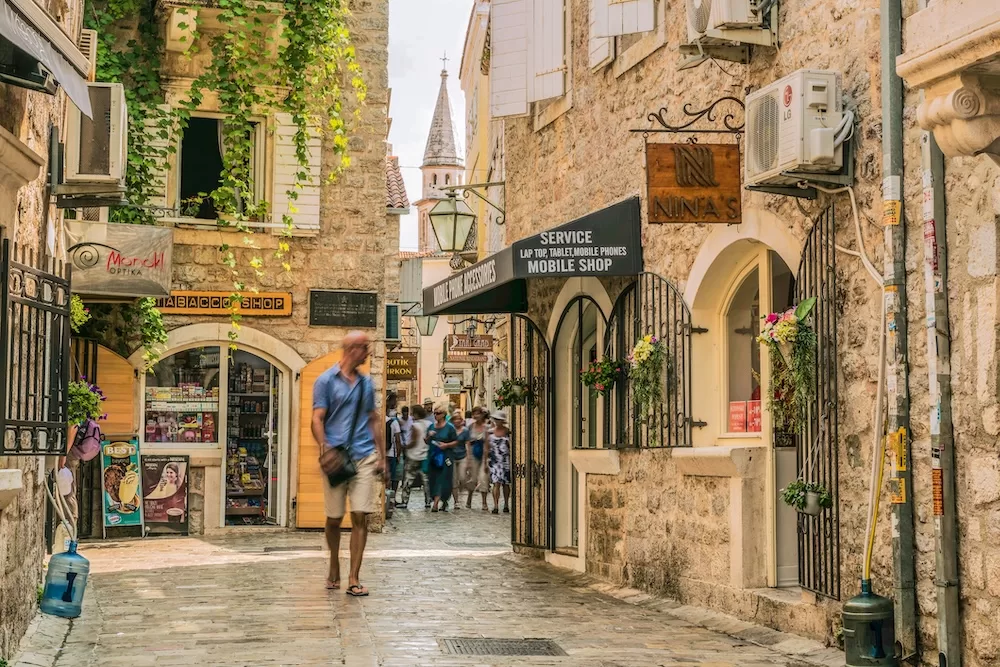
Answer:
[794,297,817,321]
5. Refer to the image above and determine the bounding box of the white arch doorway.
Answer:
[130,324,306,530]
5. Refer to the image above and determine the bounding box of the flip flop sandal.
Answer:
[346,584,369,597]
[326,580,340,590]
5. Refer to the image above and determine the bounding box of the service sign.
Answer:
[386,352,417,381]
[647,143,742,224]
[101,438,143,529]
[66,221,173,297]
[513,198,643,278]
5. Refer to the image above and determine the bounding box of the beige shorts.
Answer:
[323,453,379,518]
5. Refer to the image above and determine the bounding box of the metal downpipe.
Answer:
[880,0,918,659]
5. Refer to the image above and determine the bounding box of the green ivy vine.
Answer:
[83,0,365,350]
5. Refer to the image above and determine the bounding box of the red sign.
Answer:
[747,401,762,433]
[783,85,793,107]
[729,401,747,433]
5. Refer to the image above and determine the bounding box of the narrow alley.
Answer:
[14,510,841,667]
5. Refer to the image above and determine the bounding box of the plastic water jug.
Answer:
[40,541,89,618]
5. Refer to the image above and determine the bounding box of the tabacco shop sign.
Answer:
[65,221,173,297]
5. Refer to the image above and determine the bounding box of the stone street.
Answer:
[14,508,842,667]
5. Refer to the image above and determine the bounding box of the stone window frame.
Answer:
[534,0,574,131]
[612,0,668,79]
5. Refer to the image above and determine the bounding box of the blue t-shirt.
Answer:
[451,428,468,460]
[427,422,458,468]
[313,365,376,461]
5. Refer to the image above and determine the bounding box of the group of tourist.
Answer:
[386,396,511,514]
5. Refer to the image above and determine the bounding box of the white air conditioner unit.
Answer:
[745,70,844,188]
[688,0,762,41]
[65,82,128,184]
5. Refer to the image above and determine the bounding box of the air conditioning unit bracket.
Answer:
[682,1,778,65]
[745,136,855,200]
[679,44,750,70]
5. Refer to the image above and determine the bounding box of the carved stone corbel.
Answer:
[917,73,1000,164]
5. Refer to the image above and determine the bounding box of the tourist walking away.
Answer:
[311,331,385,597]
[450,410,471,509]
[466,407,490,510]
[486,410,511,514]
[427,404,458,512]
[400,404,430,508]
[385,394,402,508]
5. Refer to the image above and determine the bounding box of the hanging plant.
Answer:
[628,334,665,423]
[780,479,833,516]
[68,379,107,427]
[495,377,532,408]
[756,297,817,431]
[70,295,91,334]
[580,358,624,396]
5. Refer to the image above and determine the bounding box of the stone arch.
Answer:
[545,277,613,345]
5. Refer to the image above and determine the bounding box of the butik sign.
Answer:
[647,143,742,224]
[386,352,417,381]
[65,221,173,297]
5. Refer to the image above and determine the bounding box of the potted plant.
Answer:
[781,479,833,516]
[580,357,624,396]
[67,379,107,460]
[756,297,817,431]
[494,377,532,408]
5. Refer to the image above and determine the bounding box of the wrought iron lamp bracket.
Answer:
[440,182,506,226]
[630,96,746,139]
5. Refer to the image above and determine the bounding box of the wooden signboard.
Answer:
[309,290,378,327]
[647,143,742,224]
[156,291,292,316]
[386,352,417,381]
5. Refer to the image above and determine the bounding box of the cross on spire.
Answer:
[440,52,449,71]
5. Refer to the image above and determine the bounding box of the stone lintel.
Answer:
[0,468,25,512]
[673,445,765,478]
[897,3,1000,162]
[569,448,620,476]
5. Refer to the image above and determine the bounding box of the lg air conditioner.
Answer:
[688,0,762,43]
[65,82,128,184]
[745,70,846,188]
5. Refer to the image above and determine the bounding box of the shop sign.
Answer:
[448,334,493,352]
[155,291,292,316]
[101,438,143,529]
[309,290,378,327]
[747,400,762,432]
[443,376,463,393]
[65,221,173,297]
[512,197,643,278]
[386,352,417,380]
[141,455,189,535]
[647,143,742,224]
[728,401,747,433]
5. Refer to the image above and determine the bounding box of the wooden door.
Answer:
[98,345,137,437]
[296,351,373,528]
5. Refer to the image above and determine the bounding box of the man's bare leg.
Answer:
[347,512,369,594]
[325,517,342,588]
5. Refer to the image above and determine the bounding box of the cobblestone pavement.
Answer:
[15,506,842,666]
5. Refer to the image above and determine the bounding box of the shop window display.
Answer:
[145,347,221,444]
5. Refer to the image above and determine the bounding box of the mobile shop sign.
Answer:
[142,455,190,535]
[101,439,143,528]
[65,221,173,297]
[512,197,643,278]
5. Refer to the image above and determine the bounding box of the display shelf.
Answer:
[225,507,263,516]
[230,393,271,398]
[147,401,220,410]
[228,489,265,497]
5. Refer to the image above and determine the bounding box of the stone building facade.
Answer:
[0,0,91,655]
[438,0,1000,665]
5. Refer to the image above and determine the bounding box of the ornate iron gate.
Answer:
[71,338,101,538]
[0,240,71,456]
[795,204,841,600]
[604,273,696,448]
[509,314,551,550]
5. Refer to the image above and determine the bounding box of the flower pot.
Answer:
[799,491,823,516]
[777,340,793,365]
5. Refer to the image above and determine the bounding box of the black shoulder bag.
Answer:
[319,378,367,487]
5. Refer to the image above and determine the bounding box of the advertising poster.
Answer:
[141,455,189,535]
[101,439,143,529]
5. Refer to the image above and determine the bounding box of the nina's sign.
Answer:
[647,143,742,224]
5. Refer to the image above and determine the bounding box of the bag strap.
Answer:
[343,376,368,455]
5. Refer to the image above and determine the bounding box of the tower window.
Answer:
[433,174,438,186]
[445,174,450,185]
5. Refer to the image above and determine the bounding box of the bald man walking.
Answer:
[311,331,385,597]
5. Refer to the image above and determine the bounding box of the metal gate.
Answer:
[509,314,551,550]
[0,240,71,456]
[604,273,696,448]
[71,338,101,538]
[795,204,841,600]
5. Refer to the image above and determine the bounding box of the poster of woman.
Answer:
[141,455,189,535]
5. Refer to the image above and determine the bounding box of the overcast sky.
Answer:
[388,0,471,251]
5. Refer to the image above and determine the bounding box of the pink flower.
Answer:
[766,312,779,324]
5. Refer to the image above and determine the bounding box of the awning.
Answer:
[0,0,92,117]
[423,196,643,315]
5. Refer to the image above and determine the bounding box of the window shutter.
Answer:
[490,0,530,117]
[592,0,655,37]
[272,113,321,232]
[589,0,613,68]
[529,0,565,102]
[142,104,175,210]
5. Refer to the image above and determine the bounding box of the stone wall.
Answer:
[500,0,1000,663]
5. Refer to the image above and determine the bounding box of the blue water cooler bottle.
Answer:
[40,541,90,618]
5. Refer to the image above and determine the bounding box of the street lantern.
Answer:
[432,384,443,397]
[413,314,438,337]
[428,193,476,253]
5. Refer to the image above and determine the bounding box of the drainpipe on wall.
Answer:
[919,101,963,666]
[881,0,918,659]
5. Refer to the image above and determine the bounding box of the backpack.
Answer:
[69,418,102,462]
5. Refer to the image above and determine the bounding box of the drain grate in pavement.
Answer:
[439,638,566,656]
[262,545,323,552]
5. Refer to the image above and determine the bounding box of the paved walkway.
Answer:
[14,506,842,666]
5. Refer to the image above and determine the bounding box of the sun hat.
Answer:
[490,409,508,422]
[423,397,433,405]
